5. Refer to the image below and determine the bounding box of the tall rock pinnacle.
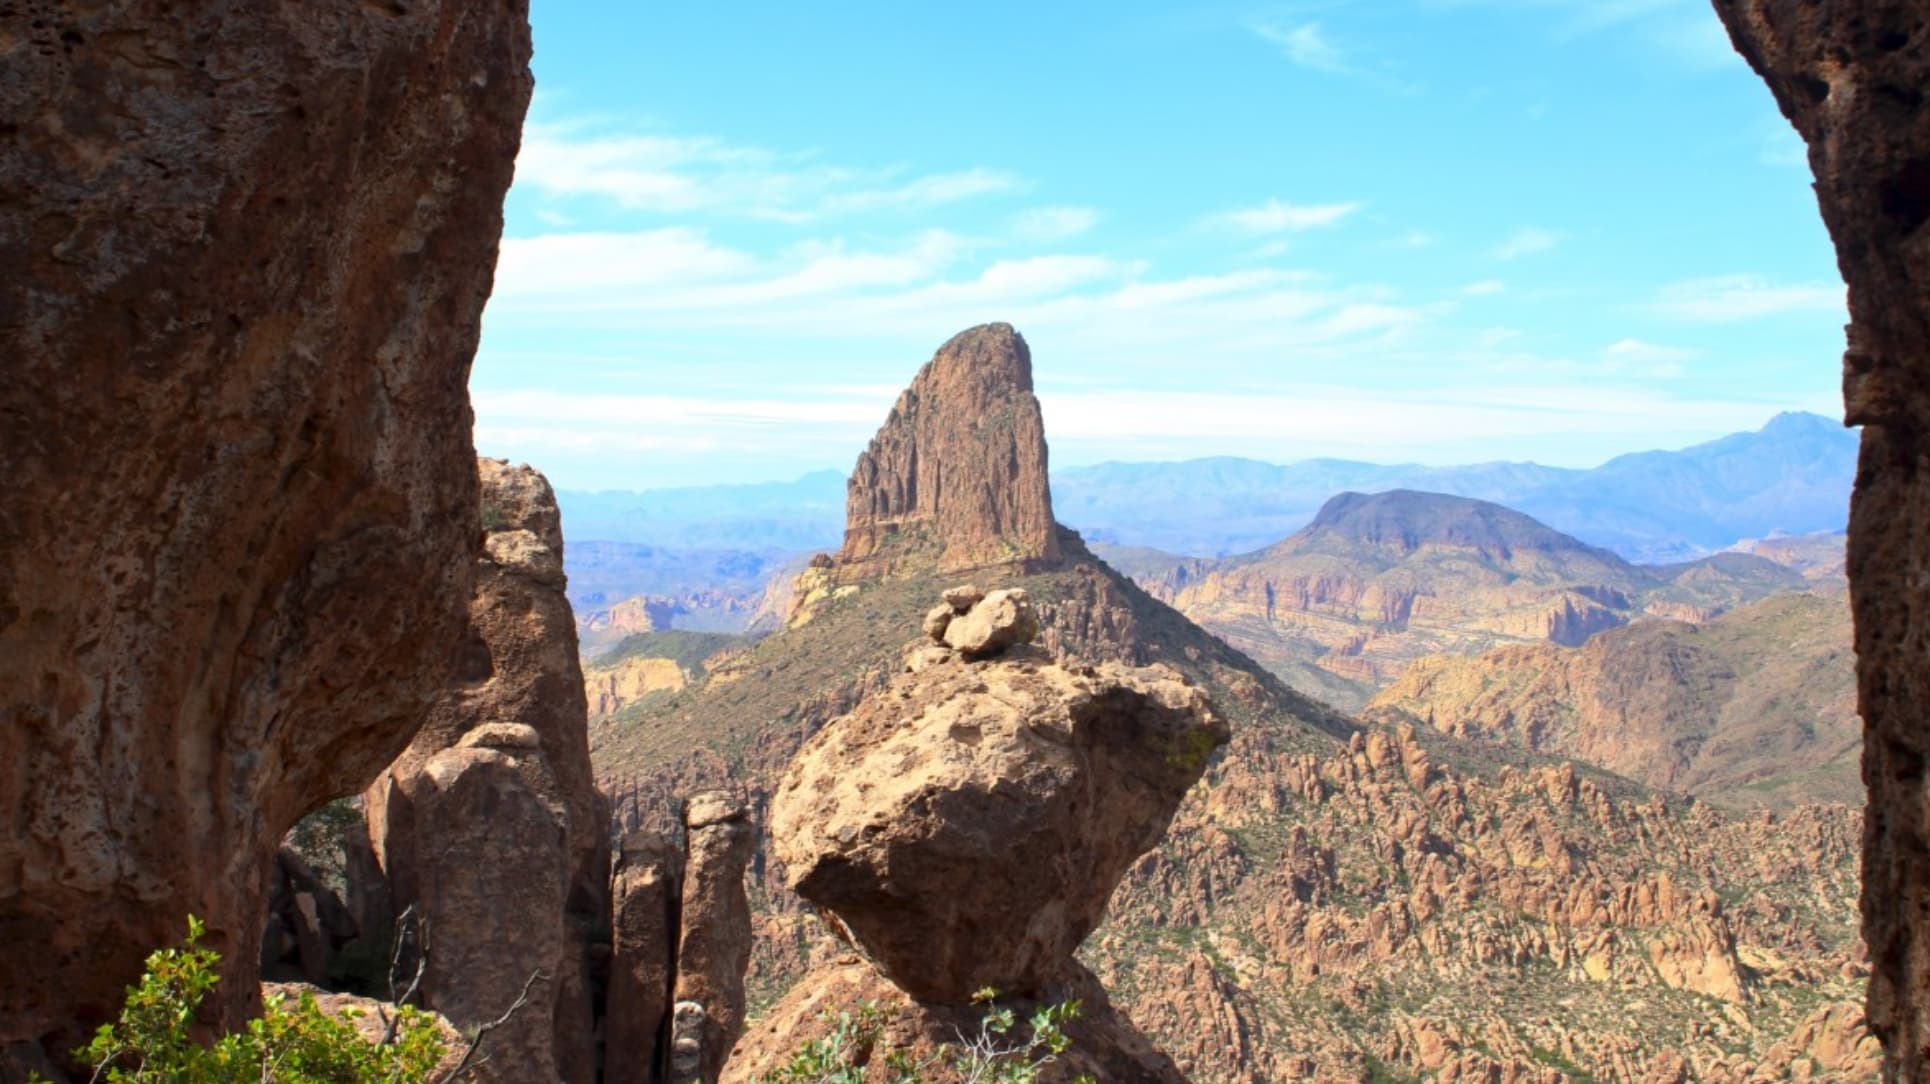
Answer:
[835,324,1063,582]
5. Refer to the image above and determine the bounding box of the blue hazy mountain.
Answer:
[555,411,1856,568]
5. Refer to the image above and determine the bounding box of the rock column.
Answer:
[669,793,755,1084]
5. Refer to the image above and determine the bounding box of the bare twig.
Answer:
[439,970,547,1082]
[378,905,429,1047]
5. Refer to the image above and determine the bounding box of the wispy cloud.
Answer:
[1463,279,1506,296]
[1249,20,1419,92]
[1494,227,1564,260]
[515,120,1022,221]
[1651,275,1845,322]
[1215,198,1363,234]
[1012,206,1101,241]
[1252,21,1349,73]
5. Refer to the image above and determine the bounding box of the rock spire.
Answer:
[835,324,1063,582]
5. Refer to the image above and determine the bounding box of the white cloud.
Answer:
[1494,227,1564,260]
[1038,383,1817,465]
[1253,22,1349,73]
[1651,275,1846,322]
[514,121,1020,221]
[494,229,755,295]
[1603,337,1697,376]
[1216,198,1363,234]
[1012,206,1100,241]
[493,229,970,310]
[1462,279,1506,296]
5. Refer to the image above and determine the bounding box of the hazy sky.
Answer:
[471,0,1847,491]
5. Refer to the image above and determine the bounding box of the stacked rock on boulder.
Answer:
[728,589,1227,1081]
[0,1,531,1069]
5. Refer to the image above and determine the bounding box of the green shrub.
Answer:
[47,916,449,1083]
[760,989,1096,1084]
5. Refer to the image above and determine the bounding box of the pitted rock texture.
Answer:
[835,324,1062,582]
[771,632,1228,1003]
[1711,1,1929,1076]
[364,460,603,1084]
[0,0,530,1063]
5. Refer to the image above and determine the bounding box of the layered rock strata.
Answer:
[1711,1,1930,1076]
[732,590,1226,1080]
[834,324,1062,583]
[363,460,605,1083]
[0,0,530,1065]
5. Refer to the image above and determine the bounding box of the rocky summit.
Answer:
[1130,489,1813,707]
[834,323,1062,583]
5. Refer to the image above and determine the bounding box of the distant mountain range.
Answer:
[557,412,1856,567]
[1104,488,1830,709]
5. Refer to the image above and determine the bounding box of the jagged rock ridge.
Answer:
[834,323,1062,582]
[0,3,531,1070]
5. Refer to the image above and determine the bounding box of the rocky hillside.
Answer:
[587,323,1872,1082]
[1124,490,1809,707]
[1369,592,1859,810]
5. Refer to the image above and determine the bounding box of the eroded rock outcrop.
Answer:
[732,592,1226,1080]
[0,1,531,1065]
[834,324,1062,582]
[1710,1,1929,1076]
[363,460,605,1083]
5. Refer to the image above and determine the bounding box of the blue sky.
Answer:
[472,0,1847,491]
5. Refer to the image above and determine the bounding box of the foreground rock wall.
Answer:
[0,1,531,1067]
[1710,1,1930,1077]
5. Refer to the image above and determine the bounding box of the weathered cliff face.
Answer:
[834,323,1062,583]
[1709,2,1929,1076]
[364,460,605,1084]
[0,1,530,1063]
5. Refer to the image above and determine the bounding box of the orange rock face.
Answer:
[1711,1,1930,1076]
[835,324,1062,582]
[0,1,530,1065]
